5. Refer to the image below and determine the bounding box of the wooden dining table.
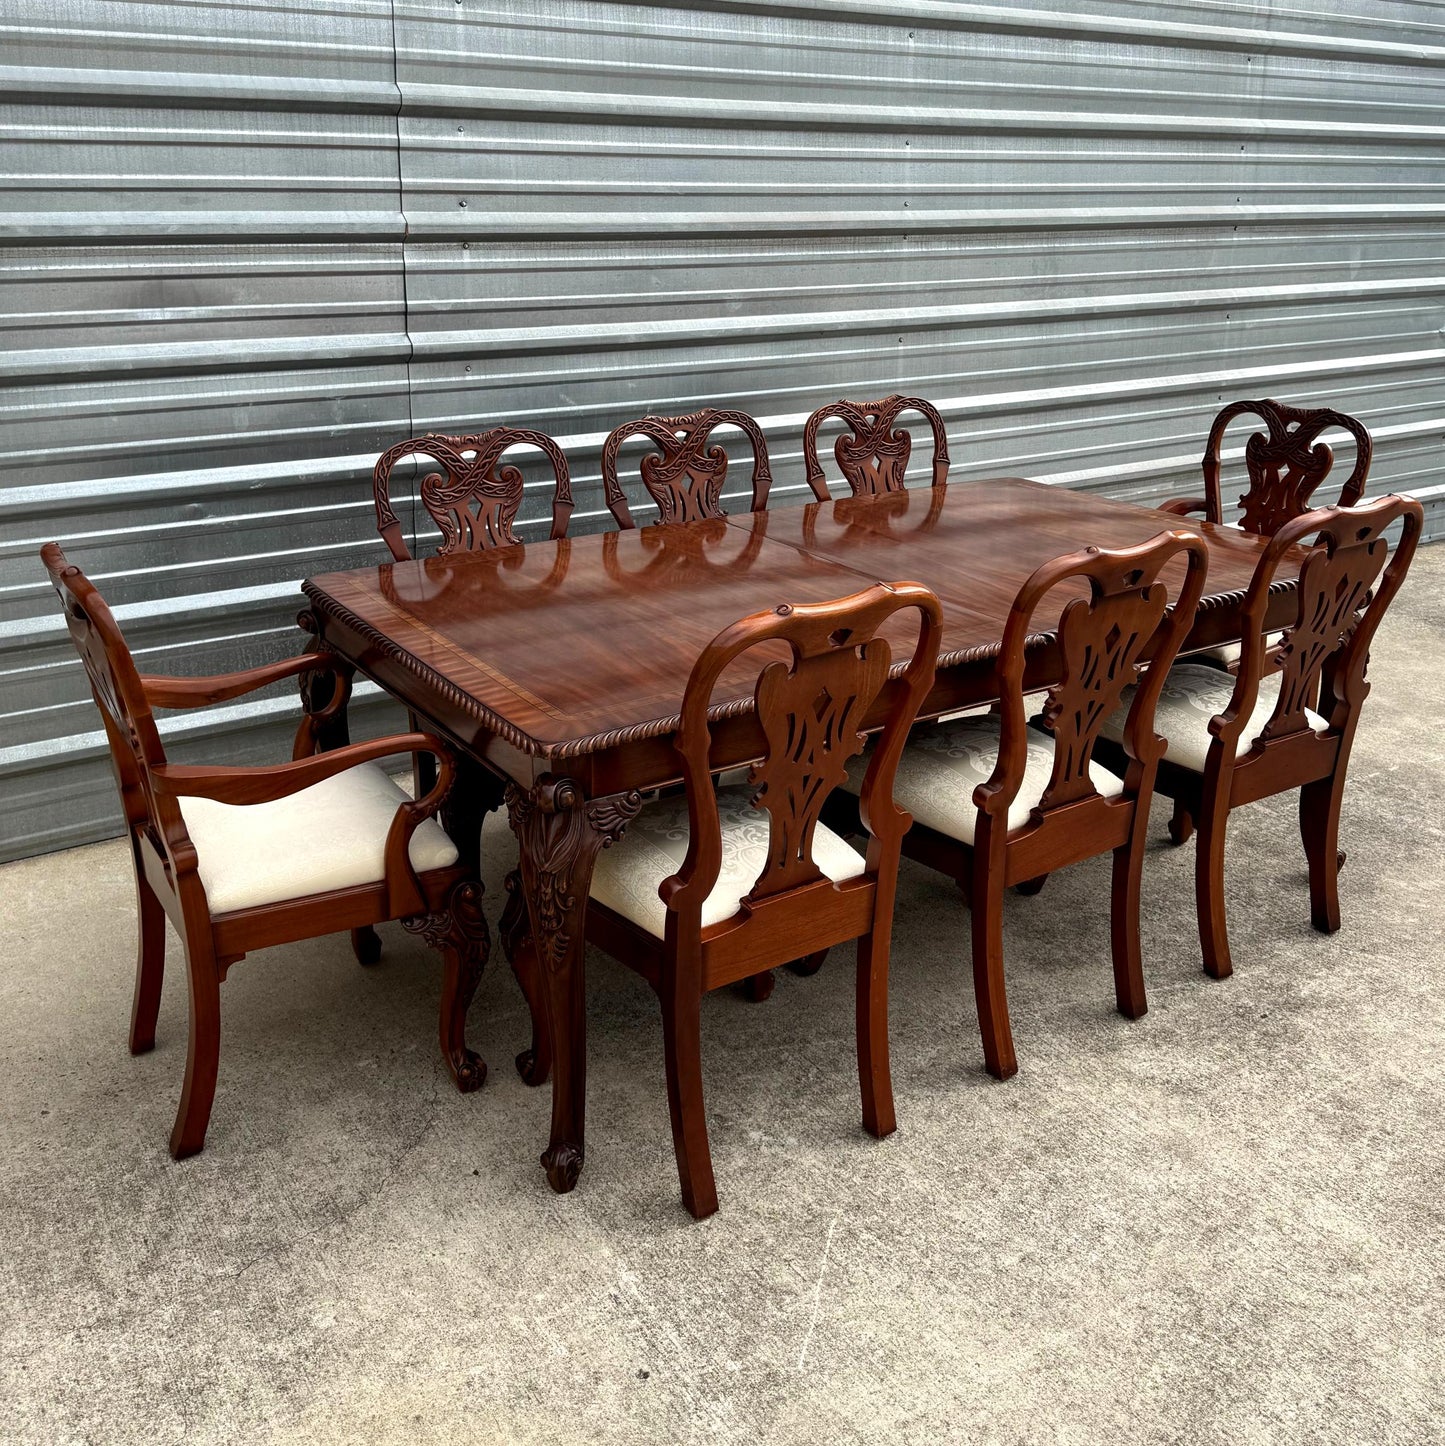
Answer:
[301,477,1305,1196]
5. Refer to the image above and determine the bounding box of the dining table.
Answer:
[300,477,1306,1196]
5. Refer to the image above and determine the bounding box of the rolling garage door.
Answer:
[2,0,1441,859]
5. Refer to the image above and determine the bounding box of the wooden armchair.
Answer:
[837,532,1208,1081]
[42,544,490,1160]
[803,394,951,499]
[1103,494,1424,980]
[1162,398,1371,534]
[601,408,772,527]
[576,581,942,1217]
[372,427,573,561]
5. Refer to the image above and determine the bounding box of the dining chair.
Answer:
[42,544,491,1160]
[836,531,1208,1081]
[1102,494,1423,980]
[803,394,951,499]
[371,427,574,561]
[1161,399,1372,669]
[578,581,942,1217]
[601,408,772,527]
[369,427,572,796]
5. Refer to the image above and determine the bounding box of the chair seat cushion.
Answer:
[1100,662,1328,774]
[589,785,866,938]
[1193,630,1286,668]
[845,714,1124,845]
[178,762,459,914]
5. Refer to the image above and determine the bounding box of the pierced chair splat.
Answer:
[578,581,943,1218]
[803,394,951,499]
[601,408,772,528]
[42,544,491,1160]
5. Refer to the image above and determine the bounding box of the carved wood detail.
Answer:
[803,395,951,499]
[747,634,893,899]
[601,409,771,527]
[1202,398,1371,536]
[372,428,573,561]
[505,778,643,976]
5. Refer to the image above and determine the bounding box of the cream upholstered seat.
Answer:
[589,785,865,938]
[845,714,1124,845]
[1193,630,1286,669]
[1101,662,1327,774]
[178,762,459,914]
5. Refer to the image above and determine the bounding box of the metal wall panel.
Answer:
[2,0,1441,860]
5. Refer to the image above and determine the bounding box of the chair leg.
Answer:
[970,863,1017,1081]
[1195,794,1234,980]
[855,929,896,1138]
[1014,874,1049,897]
[128,847,166,1055]
[660,958,717,1219]
[1167,798,1195,846]
[501,869,551,1086]
[788,949,828,976]
[350,925,382,965]
[169,949,222,1160]
[1109,840,1148,1020]
[742,970,775,1002]
[408,880,490,1094]
[1300,773,1347,934]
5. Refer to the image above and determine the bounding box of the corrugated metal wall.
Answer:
[3,0,1442,860]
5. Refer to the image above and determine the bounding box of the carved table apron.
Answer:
[301,479,1304,1197]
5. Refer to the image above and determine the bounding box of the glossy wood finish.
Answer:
[584,583,941,1216]
[1143,494,1422,978]
[803,395,950,498]
[302,478,1309,1199]
[872,532,1209,1080]
[372,428,573,562]
[42,545,491,1160]
[1161,399,1371,535]
[601,408,771,528]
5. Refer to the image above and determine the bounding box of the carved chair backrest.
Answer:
[40,544,176,843]
[601,409,772,528]
[983,531,1210,828]
[664,582,943,945]
[803,395,951,499]
[1222,493,1422,755]
[1202,399,1371,536]
[372,429,573,561]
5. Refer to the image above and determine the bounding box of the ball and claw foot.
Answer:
[449,1048,487,1094]
[542,1143,583,1194]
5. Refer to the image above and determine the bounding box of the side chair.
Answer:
[576,581,942,1217]
[601,408,771,527]
[42,544,491,1160]
[803,394,951,499]
[1101,494,1423,980]
[837,531,1209,1081]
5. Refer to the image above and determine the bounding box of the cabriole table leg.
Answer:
[506,776,641,1194]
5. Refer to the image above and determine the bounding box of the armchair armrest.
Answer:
[151,732,454,808]
[141,651,346,709]
[1157,496,1210,518]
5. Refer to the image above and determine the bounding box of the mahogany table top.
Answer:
[302,478,1299,772]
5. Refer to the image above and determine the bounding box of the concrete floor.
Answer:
[2,546,1442,1445]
